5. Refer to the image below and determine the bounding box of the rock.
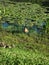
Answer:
[0,42,5,47]
[4,45,6,48]
[12,44,15,48]
[0,42,15,48]
[9,46,12,48]
[24,28,29,33]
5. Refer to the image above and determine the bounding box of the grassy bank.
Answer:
[0,47,49,65]
[0,31,49,65]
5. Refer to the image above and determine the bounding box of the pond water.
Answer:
[2,22,46,34]
[2,22,18,28]
[2,22,9,27]
[32,25,39,33]
[32,22,46,34]
[40,22,46,27]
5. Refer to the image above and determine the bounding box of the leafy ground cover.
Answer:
[0,47,49,65]
[0,31,49,65]
[0,0,49,65]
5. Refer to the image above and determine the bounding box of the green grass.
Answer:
[0,47,49,65]
[0,31,49,65]
[0,1,47,24]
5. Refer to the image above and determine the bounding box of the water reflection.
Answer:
[2,22,9,27]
